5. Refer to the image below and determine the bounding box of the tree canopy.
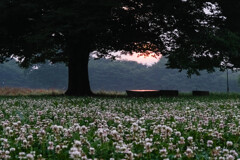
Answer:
[215,0,240,68]
[0,0,239,95]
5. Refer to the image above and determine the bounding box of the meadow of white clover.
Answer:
[0,95,240,159]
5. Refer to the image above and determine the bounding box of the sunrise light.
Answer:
[91,51,162,66]
[119,52,162,66]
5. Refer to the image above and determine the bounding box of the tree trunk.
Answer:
[65,46,93,96]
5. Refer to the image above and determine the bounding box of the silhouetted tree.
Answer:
[0,0,237,95]
[0,0,121,95]
[166,0,240,74]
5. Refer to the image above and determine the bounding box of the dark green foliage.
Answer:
[0,0,236,71]
[217,0,240,33]
[0,0,119,65]
[210,0,240,68]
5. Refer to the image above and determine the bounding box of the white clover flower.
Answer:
[187,137,193,142]
[179,137,185,144]
[223,148,229,155]
[5,150,10,155]
[159,148,168,157]
[51,125,59,133]
[166,126,173,136]
[185,148,194,158]
[39,129,46,136]
[230,150,238,157]
[26,153,34,160]
[10,148,15,152]
[70,150,81,159]
[219,156,225,160]
[111,130,120,140]
[117,124,123,132]
[27,135,33,141]
[132,123,139,132]
[62,145,68,149]
[175,148,182,158]
[226,155,235,160]
[74,140,81,147]
[144,142,152,153]
[55,145,61,154]
[89,147,95,155]
[141,128,146,132]
[19,152,26,159]
[175,131,181,136]
[47,141,54,150]
[227,141,233,147]
[81,125,88,134]
[5,126,11,132]
[207,140,213,147]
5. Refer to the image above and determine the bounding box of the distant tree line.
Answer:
[1,59,239,92]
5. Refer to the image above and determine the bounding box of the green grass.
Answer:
[0,93,239,159]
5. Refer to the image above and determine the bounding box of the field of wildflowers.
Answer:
[0,95,240,159]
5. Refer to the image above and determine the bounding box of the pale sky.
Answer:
[118,52,162,67]
[92,51,162,67]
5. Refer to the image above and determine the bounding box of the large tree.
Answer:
[0,0,233,95]
[0,0,121,95]
[166,0,240,73]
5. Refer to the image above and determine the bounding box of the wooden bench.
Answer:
[126,90,179,97]
[159,90,179,97]
[126,90,161,97]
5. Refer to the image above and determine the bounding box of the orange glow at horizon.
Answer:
[118,52,162,66]
[128,90,160,92]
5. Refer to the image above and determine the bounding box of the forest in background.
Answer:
[0,58,240,93]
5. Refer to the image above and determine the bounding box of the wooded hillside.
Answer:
[0,59,239,92]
